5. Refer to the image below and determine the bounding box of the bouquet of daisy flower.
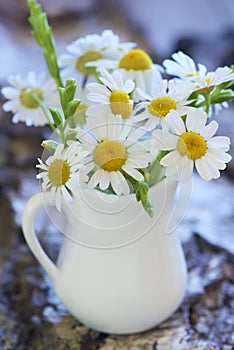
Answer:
[2,0,234,216]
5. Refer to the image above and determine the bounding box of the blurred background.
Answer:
[0,0,234,349]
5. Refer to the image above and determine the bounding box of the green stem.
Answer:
[27,0,63,88]
[204,93,211,114]
[32,94,56,132]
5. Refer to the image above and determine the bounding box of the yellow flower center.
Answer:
[93,140,127,171]
[76,50,103,76]
[48,159,71,186]
[185,71,199,77]
[109,90,133,119]
[176,132,207,160]
[20,87,44,109]
[148,96,176,117]
[118,48,152,71]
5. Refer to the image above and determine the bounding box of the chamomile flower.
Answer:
[135,78,194,130]
[193,66,234,93]
[152,110,231,182]
[163,51,234,92]
[87,48,163,100]
[76,113,153,195]
[1,72,58,126]
[86,68,135,120]
[59,29,135,86]
[36,142,89,211]
[163,51,207,81]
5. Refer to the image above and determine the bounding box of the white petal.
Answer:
[165,164,178,179]
[167,111,186,135]
[99,171,111,190]
[160,150,181,167]
[144,117,159,131]
[205,153,227,170]
[1,86,19,99]
[2,100,19,112]
[125,158,148,169]
[201,120,218,140]
[122,165,144,181]
[152,130,178,150]
[179,157,194,182]
[206,148,232,163]
[88,170,102,188]
[207,136,231,151]
[195,158,214,181]
[110,171,129,195]
[86,104,111,118]
[124,79,135,93]
[186,109,207,132]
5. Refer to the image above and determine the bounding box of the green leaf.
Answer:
[66,100,81,117]
[211,88,234,104]
[41,139,58,153]
[65,79,77,101]
[65,129,78,142]
[59,79,81,119]
[27,0,63,87]
[148,151,166,187]
[49,108,63,127]
[135,181,154,217]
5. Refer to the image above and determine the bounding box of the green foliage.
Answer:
[58,79,81,120]
[41,139,58,153]
[135,181,154,217]
[49,108,63,127]
[148,151,166,187]
[211,88,234,104]
[65,129,78,142]
[27,0,63,87]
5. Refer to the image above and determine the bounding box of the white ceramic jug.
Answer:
[22,178,187,334]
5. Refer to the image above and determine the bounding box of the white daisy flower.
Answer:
[163,51,207,81]
[152,109,231,182]
[59,29,135,86]
[86,68,135,120]
[86,48,163,101]
[135,78,195,130]
[163,51,234,93]
[76,113,153,195]
[1,72,58,126]
[36,142,89,211]
[193,66,234,93]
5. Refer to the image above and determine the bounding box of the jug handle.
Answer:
[22,192,60,282]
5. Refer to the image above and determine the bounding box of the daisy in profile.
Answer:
[163,51,234,91]
[59,29,135,86]
[86,68,135,121]
[163,51,207,81]
[192,66,234,93]
[1,72,58,126]
[36,142,89,211]
[135,78,195,130]
[76,113,153,195]
[152,109,231,182]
